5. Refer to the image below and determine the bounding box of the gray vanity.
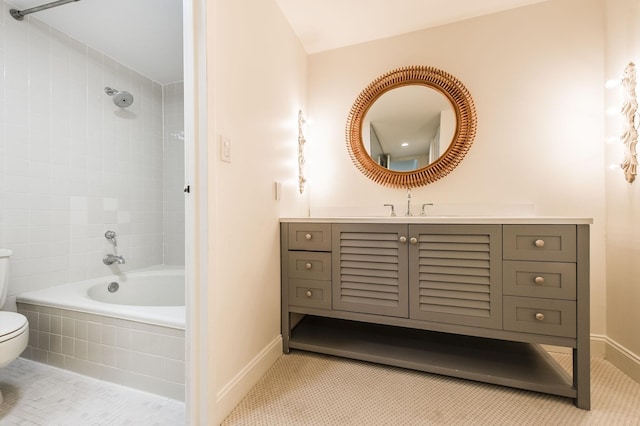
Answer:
[280,217,591,409]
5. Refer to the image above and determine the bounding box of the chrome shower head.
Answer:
[104,87,134,108]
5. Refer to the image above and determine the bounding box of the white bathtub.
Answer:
[17,267,185,329]
[16,266,186,399]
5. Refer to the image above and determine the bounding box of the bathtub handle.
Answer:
[105,230,118,247]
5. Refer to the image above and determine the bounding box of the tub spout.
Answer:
[103,254,125,265]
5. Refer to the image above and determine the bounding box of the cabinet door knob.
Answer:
[305,233,312,240]
[410,237,418,244]
[305,290,312,297]
[534,276,545,285]
[535,312,545,321]
[399,236,407,243]
[534,239,545,248]
[305,262,312,270]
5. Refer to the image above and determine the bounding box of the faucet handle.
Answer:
[421,203,434,216]
[384,204,396,217]
[105,230,117,247]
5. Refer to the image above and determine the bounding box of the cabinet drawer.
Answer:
[503,296,576,338]
[503,261,576,300]
[503,225,576,262]
[288,223,331,251]
[289,279,331,309]
[288,252,331,280]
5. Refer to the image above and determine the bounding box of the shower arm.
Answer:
[10,0,80,21]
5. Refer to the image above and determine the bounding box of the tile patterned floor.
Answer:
[0,358,185,425]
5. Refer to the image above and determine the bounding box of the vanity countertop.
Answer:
[280,217,593,225]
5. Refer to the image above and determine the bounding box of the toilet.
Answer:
[0,249,29,403]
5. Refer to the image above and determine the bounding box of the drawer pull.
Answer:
[410,237,418,244]
[399,236,407,243]
[305,262,312,270]
[535,312,545,321]
[534,276,545,285]
[305,233,312,240]
[305,290,312,297]
[534,239,545,248]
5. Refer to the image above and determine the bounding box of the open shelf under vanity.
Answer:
[289,316,575,399]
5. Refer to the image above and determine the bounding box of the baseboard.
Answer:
[542,334,607,357]
[604,336,640,385]
[590,334,607,358]
[215,335,282,424]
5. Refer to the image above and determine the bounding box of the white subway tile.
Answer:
[101,346,116,367]
[73,339,88,360]
[102,325,116,346]
[62,336,74,356]
[164,358,185,384]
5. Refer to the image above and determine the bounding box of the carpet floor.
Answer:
[222,350,640,425]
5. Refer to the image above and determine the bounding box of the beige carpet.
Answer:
[222,351,640,425]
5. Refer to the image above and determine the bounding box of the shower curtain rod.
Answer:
[10,0,80,21]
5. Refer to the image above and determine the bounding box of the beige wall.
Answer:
[207,0,308,421]
[605,0,640,361]
[307,0,607,336]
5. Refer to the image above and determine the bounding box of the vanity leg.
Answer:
[574,346,590,409]
[281,223,291,354]
[282,312,291,354]
[574,224,590,410]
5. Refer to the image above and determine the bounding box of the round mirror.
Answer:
[346,66,477,188]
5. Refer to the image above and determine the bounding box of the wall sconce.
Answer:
[621,62,638,183]
[298,110,307,194]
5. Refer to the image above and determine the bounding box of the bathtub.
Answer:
[17,266,185,329]
[15,266,186,400]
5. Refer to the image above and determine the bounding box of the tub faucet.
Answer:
[103,254,125,265]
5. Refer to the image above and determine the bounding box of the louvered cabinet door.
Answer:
[409,224,502,329]
[332,224,409,317]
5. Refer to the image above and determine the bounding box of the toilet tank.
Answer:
[0,249,13,309]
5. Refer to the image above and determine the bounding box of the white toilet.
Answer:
[0,249,29,403]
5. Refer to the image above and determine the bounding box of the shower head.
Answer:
[104,87,134,108]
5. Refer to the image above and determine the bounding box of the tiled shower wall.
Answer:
[0,1,184,297]
[162,82,185,266]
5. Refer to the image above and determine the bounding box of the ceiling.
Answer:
[5,0,548,84]
[275,0,550,54]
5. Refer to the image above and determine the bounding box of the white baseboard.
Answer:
[215,335,282,424]
[604,336,640,384]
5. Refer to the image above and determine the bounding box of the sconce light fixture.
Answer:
[298,110,307,194]
[621,62,638,183]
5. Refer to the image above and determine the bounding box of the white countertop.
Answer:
[280,217,593,225]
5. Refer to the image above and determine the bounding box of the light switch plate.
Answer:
[220,135,232,163]
[274,181,282,200]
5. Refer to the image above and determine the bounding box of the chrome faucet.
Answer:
[103,254,125,265]
[421,203,434,216]
[384,204,396,217]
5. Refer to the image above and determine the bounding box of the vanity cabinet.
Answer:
[281,219,591,409]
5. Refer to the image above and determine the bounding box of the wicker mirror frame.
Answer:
[346,65,477,188]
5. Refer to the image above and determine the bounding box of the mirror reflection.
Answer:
[363,85,456,172]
